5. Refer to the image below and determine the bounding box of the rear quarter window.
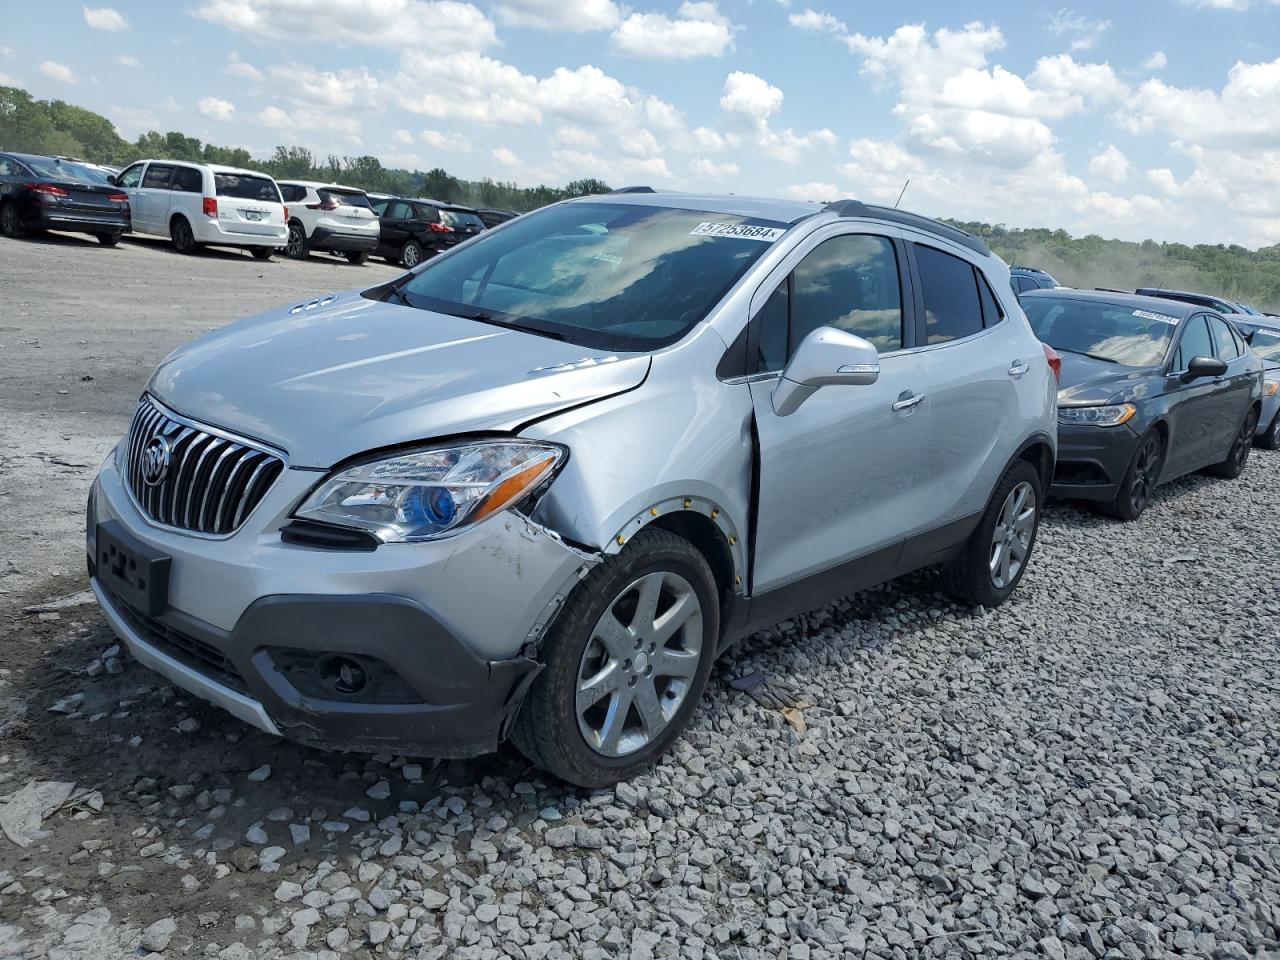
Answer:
[215,174,281,203]
[915,244,984,344]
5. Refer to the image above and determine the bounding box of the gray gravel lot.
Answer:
[1,233,1278,960]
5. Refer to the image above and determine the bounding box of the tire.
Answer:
[1205,406,1258,478]
[170,216,198,254]
[94,232,120,247]
[0,200,26,239]
[345,250,370,265]
[1255,411,1280,451]
[509,528,719,787]
[1097,429,1164,521]
[285,222,309,259]
[250,247,274,261]
[400,239,423,268]
[942,458,1041,608]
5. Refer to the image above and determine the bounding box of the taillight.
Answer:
[282,205,289,222]
[1042,342,1061,385]
[306,197,339,211]
[107,192,128,203]
[202,197,218,218]
[429,222,454,233]
[27,183,68,197]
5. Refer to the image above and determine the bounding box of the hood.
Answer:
[148,291,650,467]
[1055,351,1159,406]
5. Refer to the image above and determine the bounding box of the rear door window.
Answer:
[388,201,414,220]
[142,165,174,189]
[915,245,985,344]
[215,174,280,202]
[279,184,307,203]
[171,167,203,193]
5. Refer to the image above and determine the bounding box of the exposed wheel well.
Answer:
[649,511,734,608]
[169,212,189,230]
[1017,439,1054,493]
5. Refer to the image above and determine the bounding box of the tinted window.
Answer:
[172,167,202,193]
[1012,276,1034,294]
[142,165,174,189]
[398,202,786,350]
[977,272,1004,327]
[754,281,789,372]
[280,184,307,203]
[442,208,485,230]
[0,157,16,177]
[916,245,983,344]
[1207,316,1240,359]
[1173,316,1214,371]
[117,164,143,189]
[320,188,373,209]
[387,201,414,219]
[1024,297,1177,367]
[790,234,903,352]
[413,203,440,222]
[215,173,280,202]
[1250,329,1280,362]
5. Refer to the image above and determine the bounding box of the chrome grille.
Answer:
[125,396,284,536]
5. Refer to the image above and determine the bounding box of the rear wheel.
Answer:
[942,459,1041,608]
[170,216,198,254]
[285,223,309,259]
[400,239,423,268]
[0,200,26,239]
[345,250,370,265]
[510,529,718,787]
[1205,407,1258,478]
[1098,429,1163,521]
[1256,411,1280,450]
[250,247,274,261]
[94,232,121,247]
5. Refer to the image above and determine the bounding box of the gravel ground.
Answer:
[1,233,1279,960]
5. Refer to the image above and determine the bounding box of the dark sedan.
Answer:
[0,152,131,245]
[370,197,485,267]
[1023,289,1264,520]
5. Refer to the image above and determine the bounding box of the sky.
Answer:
[4,1,1280,247]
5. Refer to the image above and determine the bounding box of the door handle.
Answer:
[892,392,926,412]
[1008,361,1030,379]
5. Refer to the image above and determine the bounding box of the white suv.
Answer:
[277,181,380,265]
[114,161,287,258]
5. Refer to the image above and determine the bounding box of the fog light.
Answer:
[318,655,368,695]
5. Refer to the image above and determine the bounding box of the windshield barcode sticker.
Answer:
[690,222,786,242]
[1132,309,1179,324]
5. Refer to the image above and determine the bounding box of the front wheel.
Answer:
[170,217,198,254]
[1255,410,1280,451]
[510,529,719,787]
[345,250,370,265]
[942,459,1041,608]
[1098,429,1164,521]
[0,200,26,239]
[94,232,120,247]
[1205,407,1258,478]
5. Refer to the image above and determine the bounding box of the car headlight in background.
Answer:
[1058,403,1137,427]
[296,441,566,543]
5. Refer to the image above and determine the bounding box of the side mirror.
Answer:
[772,326,880,417]
[107,174,119,186]
[1182,356,1227,382]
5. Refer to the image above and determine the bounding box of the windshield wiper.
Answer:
[1056,346,1119,364]
[381,284,411,306]
[449,308,567,341]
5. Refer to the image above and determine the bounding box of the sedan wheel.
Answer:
[988,480,1036,591]
[1100,430,1164,521]
[1207,407,1258,478]
[0,200,25,239]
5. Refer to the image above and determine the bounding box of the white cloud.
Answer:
[197,96,236,121]
[0,72,16,86]
[1046,9,1111,51]
[114,54,140,67]
[551,148,672,182]
[1089,144,1129,182]
[788,9,846,33]
[621,129,662,157]
[196,0,497,50]
[612,2,736,59]
[225,51,263,81]
[492,146,522,167]
[83,6,127,31]
[392,128,415,146]
[495,0,619,30]
[266,63,381,108]
[1143,50,1168,70]
[689,156,739,179]
[782,182,838,200]
[1120,56,1280,144]
[39,61,77,84]
[257,104,362,142]
[420,129,471,151]
[719,70,783,121]
[554,125,602,149]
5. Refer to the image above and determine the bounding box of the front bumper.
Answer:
[1049,421,1140,502]
[311,226,379,252]
[88,448,595,757]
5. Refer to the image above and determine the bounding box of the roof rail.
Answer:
[822,199,990,256]
[611,185,655,194]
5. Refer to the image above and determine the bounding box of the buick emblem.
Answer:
[141,435,172,486]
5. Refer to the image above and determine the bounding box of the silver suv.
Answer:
[88,192,1057,786]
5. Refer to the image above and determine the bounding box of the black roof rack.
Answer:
[823,199,990,256]
[610,185,656,194]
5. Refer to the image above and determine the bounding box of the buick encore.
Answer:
[88,192,1057,786]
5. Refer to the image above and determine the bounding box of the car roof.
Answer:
[5,152,89,165]
[1020,287,1204,319]
[1226,313,1280,330]
[278,180,366,192]
[131,159,271,178]
[1135,287,1237,304]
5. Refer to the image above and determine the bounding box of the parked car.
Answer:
[1135,287,1257,316]
[276,181,380,264]
[113,160,287,258]
[370,196,484,267]
[476,207,518,228]
[0,152,130,245]
[1024,289,1264,520]
[1010,265,1060,296]
[87,192,1056,785]
[1225,314,1280,448]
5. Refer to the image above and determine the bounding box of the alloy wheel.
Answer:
[1270,416,1280,448]
[575,570,703,757]
[1233,410,1258,471]
[402,243,421,268]
[1129,435,1162,515]
[989,480,1036,590]
[286,225,304,258]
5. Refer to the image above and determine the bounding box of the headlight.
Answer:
[296,440,565,543]
[1058,403,1136,427]
[1265,379,1278,397]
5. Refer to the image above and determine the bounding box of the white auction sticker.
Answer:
[690,221,786,242]
[1132,309,1179,325]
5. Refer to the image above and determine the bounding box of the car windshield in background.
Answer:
[441,209,485,230]
[1023,297,1176,367]
[321,189,373,209]
[393,202,789,350]
[24,158,108,183]
[1250,328,1280,361]
[215,173,280,202]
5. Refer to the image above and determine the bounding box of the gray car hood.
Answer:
[148,291,650,467]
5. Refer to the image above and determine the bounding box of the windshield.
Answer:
[1251,328,1280,362]
[215,173,281,202]
[1024,297,1176,367]
[441,208,485,230]
[320,188,372,209]
[24,158,109,183]
[393,201,789,350]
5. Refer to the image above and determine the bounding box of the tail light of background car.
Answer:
[429,222,454,233]
[282,206,289,222]
[108,193,128,203]
[26,183,68,198]
[202,197,218,218]
[306,196,339,211]
[1042,342,1062,385]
